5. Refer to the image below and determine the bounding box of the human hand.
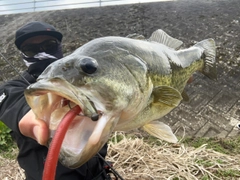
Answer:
[19,110,49,146]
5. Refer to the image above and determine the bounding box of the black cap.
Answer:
[15,21,63,50]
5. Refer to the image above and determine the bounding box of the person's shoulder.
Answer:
[1,79,26,88]
[0,76,28,107]
[1,71,35,88]
[17,70,36,84]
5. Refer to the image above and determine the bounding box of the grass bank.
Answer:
[1,126,240,179]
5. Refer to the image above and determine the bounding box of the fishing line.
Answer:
[0,51,30,85]
[97,152,124,180]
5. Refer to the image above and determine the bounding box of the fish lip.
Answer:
[25,78,98,118]
[24,78,97,124]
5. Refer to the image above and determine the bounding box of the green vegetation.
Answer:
[0,121,17,159]
[0,121,13,150]
[109,133,125,143]
[215,169,240,178]
[195,159,215,167]
[181,136,240,179]
[182,136,240,155]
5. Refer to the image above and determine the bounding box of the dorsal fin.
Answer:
[148,29,183,50]
[126,33,146,40]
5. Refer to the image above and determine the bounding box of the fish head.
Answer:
[24,46,150,168]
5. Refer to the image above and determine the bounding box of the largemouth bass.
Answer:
[25,29,217,168]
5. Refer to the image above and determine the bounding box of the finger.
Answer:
[19,110,49,146]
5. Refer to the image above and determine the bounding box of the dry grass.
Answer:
[1,132,240,180]
[107,132,240,180]
[0,148,25,180]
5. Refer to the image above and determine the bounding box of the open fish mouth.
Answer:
[27,90,98,153]
[24,79,114,168]
[45,95,100,155]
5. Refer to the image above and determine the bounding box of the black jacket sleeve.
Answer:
[0,71,36,134]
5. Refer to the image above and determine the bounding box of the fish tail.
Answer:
[194,39,217,80]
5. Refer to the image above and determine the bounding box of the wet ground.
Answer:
[0,0,239,138]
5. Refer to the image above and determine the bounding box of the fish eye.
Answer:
[80,57,98,74]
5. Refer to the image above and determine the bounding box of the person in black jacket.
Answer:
[0,21,109,180]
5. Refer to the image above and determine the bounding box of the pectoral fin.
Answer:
[143,121,178,143]
[152,86,182,107]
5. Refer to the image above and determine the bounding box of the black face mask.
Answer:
[27,59,56,79]
[25,44,63,79]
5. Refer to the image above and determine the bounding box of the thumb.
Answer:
[19,110,49,146]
